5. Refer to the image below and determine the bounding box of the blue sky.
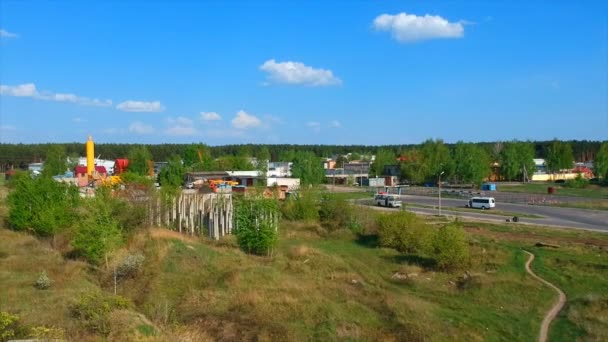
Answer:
[1,1,606,145]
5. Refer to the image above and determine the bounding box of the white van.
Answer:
[468,197,495,210]
[374,193,402,208]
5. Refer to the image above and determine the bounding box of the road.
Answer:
[358,195,608,232]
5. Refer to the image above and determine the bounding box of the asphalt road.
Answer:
[360,195,608,232]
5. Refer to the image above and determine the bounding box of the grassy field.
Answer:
[1,181,607,340]
[498,182,608,199]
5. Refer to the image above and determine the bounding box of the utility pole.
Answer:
[438,171,445,216]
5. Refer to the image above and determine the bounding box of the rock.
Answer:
[391,272,408,280]
[407,273,418,278]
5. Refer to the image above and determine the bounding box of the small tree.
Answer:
[594,142,608,180]
[42,145,68,178]
[234,196,279,256]
[377,211,430,254]
[72,195,123,266]
[429,222,469,271]
[159,155,185,188]
[127,145,153,176]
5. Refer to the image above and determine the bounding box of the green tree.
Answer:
[452,142,491,185]
[370,149,396,177]
[127,145,152,176]
[72,193,123,265]
[42,145,67,177]
[429,222,469,271]
[594,142,608,180]
[419,139,453,183]
[499,141,536,181]
[8,173,80,236]
[183,144,210,168]
[292,151,325,185]
[159,155,186,188]
[400,149,426,184]
[278,149,296,162]
[377,211,430,254]
[545,140,574,173]
[234,196,279,255]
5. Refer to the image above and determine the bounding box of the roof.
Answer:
[74,165,107,174]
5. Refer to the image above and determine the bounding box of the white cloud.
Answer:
[0,29,18,38]
[373,12,464,42]
[329,120,341,128]
[165,116,198,136]
[73,117,87,123]
[1,83,112,106]
[260,59,342,86]
[201,111,222,121]
[232,110,262,129]
[116,100,163,112]
[0,83,37,97]
[166,125,198,136]
[307,121,321,133]
[129,121,155,134]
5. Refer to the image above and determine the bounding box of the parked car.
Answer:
[374,193,402,208]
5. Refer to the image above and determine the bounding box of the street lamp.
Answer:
[438,171,445,216]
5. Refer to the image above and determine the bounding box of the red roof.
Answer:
[74,165,107,174]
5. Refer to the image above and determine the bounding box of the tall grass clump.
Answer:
[280,188,319,221]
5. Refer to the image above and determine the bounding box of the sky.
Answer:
[1,0,607,145]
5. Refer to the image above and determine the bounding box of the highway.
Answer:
[359,195,608,232]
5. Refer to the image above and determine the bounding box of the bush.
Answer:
[8,173,80,236]
[280,189,319,221]
[71,196,123,265]
[429,222,469,271]
[0,311,25,341]
[564,173,589,189]
[29,326,65,340]
[34,270,52,290]
[234,196,279,255]
[70,292,130,335]
[377,211,430,254]
[318,196,361,233]
[116,253,145,278]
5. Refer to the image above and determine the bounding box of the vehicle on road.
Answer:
[374,193,402,208]
[467,197,496,210]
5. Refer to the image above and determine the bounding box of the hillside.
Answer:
[1,214,607,340]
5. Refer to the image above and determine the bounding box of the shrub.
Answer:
[319,196,360,232]
[0,311,24,341]
[377,211,430,254]
[71,196,123,265]
[116,253,145,278]
[34,270,52,290]
[70,292,130,335]
[280,189,319,221]
[429,222,470,271]
[29,326,65,340]
[8,173,80,236]
[564,173,589,189]
[234,196,279,255]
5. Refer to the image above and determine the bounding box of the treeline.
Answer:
[0,140,604,169]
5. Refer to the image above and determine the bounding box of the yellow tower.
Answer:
[86,135,95,176]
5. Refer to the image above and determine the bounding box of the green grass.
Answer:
[498,183,608,199]
[323,190,374,201]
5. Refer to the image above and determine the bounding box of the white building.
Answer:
[267,162,292,177]
[77,157,116,175]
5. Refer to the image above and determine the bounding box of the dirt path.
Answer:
[524,251,567,342]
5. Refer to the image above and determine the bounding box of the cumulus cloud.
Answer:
[373,12,464,42]
[116,100,163,112]
[0,83,37,97]
[1,83,112,106]
[260,59,342,86]
[0,29,18,38]
[329,120,341,128]
[307,121,321,133]
[129,121,155,134]
[232,110,262,129]
[73,117,87,123]
[201,111,222,121]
